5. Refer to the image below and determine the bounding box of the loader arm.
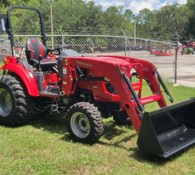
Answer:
[99,55,171,107]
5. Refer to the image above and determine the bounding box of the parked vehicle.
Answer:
[0,6,195,158]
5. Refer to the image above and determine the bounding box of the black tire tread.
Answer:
[0,75,32,126]
[113,110,132,126]
[66,102,104,144]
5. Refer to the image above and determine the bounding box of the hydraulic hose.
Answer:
[117,66,144,119]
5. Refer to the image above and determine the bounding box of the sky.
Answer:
[87,0,187,14]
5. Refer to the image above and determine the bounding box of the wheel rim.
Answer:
[70,112,91,138]
[0,88,12,117]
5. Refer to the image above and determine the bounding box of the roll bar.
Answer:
[2,6,47,56]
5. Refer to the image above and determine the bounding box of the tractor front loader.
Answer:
[0,6,195,158]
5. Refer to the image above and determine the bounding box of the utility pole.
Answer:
[134,20,136,45]
[172,35,179,84]
[132,14,136,45]
[50,0,54,49]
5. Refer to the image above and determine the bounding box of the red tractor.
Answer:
[0,6,195,158]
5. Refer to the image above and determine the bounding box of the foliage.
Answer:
[0,0,194,41]
[156,3,191,40]
[136,8,158,39]
[186,0,195,39]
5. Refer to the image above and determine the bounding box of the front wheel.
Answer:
[66,102,104,144]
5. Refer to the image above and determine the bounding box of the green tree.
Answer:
[0,0,10,7]
[122,9,134,36]
[102,6,126,35]
[136,8,157,38]
[0,0,193,41]
[51,0,86,33]
[81,1,104,34]
[186,0,195,39]
[156,3,190,40]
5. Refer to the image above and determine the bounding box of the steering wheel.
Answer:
[48,47,65,55]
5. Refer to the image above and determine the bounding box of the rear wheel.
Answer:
[113,110,132,126]
[0,75,32,126]
[66,102,104,143]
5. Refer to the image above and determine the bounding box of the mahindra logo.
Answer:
[76,61,93,68]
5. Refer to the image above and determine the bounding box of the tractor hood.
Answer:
[63,54,157,77]
[75,55,131,66]
[69,55,135,77]
[58,49,156,73]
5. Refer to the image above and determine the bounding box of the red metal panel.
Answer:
[1,56,39,96]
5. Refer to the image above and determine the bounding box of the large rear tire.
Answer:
[66,102,104,144]
[0,75,32,126]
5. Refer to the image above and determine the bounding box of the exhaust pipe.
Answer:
[137,98,195,158]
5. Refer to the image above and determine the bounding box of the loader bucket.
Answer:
[137,98,195,158]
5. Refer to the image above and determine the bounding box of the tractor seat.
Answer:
[25,38,57,69]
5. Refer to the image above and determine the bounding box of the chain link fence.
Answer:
[0,34,174,55]
[0,34,178,82]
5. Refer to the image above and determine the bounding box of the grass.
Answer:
[0,82,195,175]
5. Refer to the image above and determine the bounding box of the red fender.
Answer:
[1,61,39,96]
